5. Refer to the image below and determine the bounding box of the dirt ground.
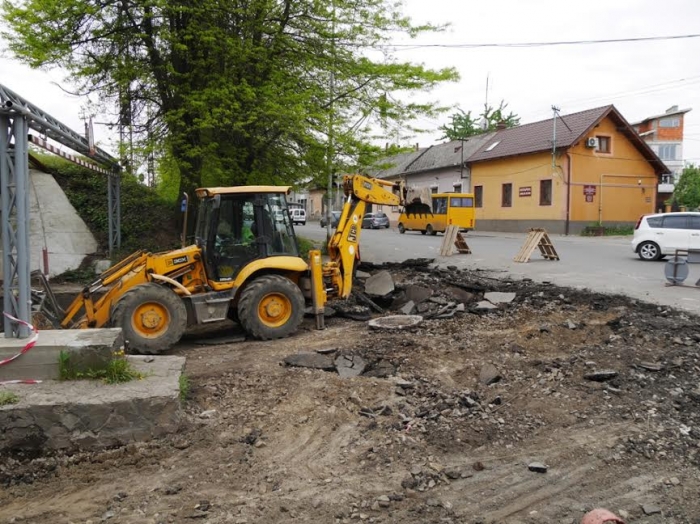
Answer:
[2,262,700,524]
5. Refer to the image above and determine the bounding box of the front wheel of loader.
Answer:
[237,275,304,340]
[111,283,187,354]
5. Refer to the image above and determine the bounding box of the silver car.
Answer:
[320,211,341,228]
[362,212,390,229]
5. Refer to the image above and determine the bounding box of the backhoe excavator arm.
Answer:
[310,174,404,326]
[60,245,207,330]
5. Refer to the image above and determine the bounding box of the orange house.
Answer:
[466,105,669,234]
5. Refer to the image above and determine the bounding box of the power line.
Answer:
[383,33,700,50]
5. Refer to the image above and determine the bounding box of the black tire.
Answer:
[301,221,306,226]
[237,274,304,340]
[111,283,187,354]
[398,223,406,234]
[638,241,661,261]
[421,230,427,235]
[426,224,434,236]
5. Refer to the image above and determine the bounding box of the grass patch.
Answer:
[179,374,190,403]
[297,236,327,256]
[59,350,144,384]
[581,224,634,237]
[0,391,19,406]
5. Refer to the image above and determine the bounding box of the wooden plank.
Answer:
[514,229,543,262]
[440,225,460,256]
[455,232,471,254]
[514,228,559,262]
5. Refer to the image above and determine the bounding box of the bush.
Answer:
[35,153,181,255]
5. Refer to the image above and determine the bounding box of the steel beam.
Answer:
[0,83,122,336]
[0,113,30,336]
[0,84,118,169]
[108,171,121,255]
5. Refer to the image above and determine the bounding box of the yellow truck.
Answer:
[398,192,475,235]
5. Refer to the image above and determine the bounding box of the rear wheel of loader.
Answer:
[237,274,304,340]
[111,283,187,354]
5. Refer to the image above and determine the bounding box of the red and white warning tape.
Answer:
[0,312,42,385]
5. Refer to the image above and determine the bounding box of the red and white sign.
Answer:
[583,185,596,203]
[519,186,532,197]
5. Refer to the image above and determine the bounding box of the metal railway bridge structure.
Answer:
[0,83,121,338]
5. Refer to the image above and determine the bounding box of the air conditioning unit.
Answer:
[586,137,598,148]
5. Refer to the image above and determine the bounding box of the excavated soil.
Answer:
[2,263,700,524]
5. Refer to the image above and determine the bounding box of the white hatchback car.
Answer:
[632,212,700,261]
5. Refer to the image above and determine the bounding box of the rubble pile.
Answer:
[4,260,700,522]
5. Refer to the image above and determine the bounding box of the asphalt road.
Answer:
[295,221,700,314]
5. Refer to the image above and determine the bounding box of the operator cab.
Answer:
[194,187,299,282]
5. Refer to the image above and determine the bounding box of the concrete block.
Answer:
[0,355,185,453]
[364,270,395,297]
[0,328,123,382]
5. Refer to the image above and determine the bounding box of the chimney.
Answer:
[415,142,420,151]
[496,121,507,131]
[666,105,679,114]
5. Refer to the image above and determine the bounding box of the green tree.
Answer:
[673,164,700,210]
[3,0,458,196]
[439,100,520,141]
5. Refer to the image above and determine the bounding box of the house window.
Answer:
[661,174,674,185]
[430,186,438,194]
[595,136,611,154]
[474,185,483,208]
[659,117,680,128]
[540,179,552,206]
[453,183,462,193]
[502,183,512,207]
[658,144,678,160]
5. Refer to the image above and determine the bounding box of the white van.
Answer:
[289,208,306,226]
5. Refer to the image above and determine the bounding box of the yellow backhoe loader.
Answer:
[38,174,405,353]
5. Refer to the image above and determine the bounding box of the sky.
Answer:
[1,0,700,165]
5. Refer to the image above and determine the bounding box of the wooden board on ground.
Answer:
[513,228,559,263]
[440,226,471,256]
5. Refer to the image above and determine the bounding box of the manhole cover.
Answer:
[368,315,423,331]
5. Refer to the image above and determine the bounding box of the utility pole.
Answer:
[326,0,336,242]
[551,105,559,170]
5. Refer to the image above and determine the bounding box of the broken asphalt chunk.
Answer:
[584,370,618,382]
[528,462,548,473]
[474,301,498,312]
[364,270,395,297]
[641,503,662,515]
[334,354,367,378]
[479,364,502,386]
[638,361,663,372]
[283,353,336,371]
[484,292,516,304]
[405,285,434,304]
